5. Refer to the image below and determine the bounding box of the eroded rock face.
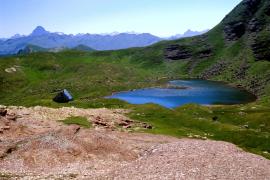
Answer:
[200,61,228,79]
[196,48,212,58]
[224,22,246,41]
[252,41,270,61]
[223,0,262,41]
[234,61,250,80]
[251,32,270,61]
[243,0,262,14]
[164,44,192,60]
[248,18,263,32]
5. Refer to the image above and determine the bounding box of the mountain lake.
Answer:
[107,79,257,108]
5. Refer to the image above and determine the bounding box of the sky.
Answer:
[0,0,242,38]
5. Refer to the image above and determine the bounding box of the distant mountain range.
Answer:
[0,26,208,55]
[168,29,209,40]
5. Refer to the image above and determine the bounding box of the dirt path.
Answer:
[0,106,269,179]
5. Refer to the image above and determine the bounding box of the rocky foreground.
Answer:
[0,106,269,180]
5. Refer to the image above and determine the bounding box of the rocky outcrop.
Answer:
[196,48,213,58]
[223,0,262,41]
[248,18,263,32]
[242,0,262,14]
[0,108,7,116]
[164,44,192,60]
[224,22,246,41]
[92,115,153,130]
[200,61,228,79]
[251,42,270,61]
[0,107,17,134]
[251,33,270,61]
[234,61,250,80]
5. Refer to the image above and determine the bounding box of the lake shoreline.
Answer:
[107,79,257,109]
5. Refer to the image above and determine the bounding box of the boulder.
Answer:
[53,89,73,103]
[0,109,7,116]
[164,44,192,60]
[6,113,17,121]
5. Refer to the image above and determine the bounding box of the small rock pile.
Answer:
[92,115,152,131]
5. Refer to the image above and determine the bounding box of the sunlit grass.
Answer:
[60,116,92,128]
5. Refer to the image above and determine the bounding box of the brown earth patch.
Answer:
[0,106,269,179]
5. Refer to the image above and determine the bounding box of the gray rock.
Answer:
[224,22,246,41]
[251,33,270,61]
[164,44,192,60]
[248,18,262,32]
[196,48,212,58]
[200,61,228,79]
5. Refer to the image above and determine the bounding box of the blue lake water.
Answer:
[108,79,256,108]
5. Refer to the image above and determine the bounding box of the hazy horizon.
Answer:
[0,0,242,38]
[1,26,210,39]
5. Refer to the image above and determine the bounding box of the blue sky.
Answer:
[0,0,242,38]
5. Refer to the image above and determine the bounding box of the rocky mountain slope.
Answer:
[161,0,270,96]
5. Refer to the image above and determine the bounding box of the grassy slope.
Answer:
[0,0,270,158]
[0,46,269,159]
[0,49,187,108]
[130,102,270,159]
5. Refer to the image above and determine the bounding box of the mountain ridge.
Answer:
[168,29,209,40]
[0,27,161,55]
[0,26,207,55]
[17,44,95,55]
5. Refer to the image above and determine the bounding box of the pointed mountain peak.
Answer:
[30,26,49,36]
[185,29,193,33]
